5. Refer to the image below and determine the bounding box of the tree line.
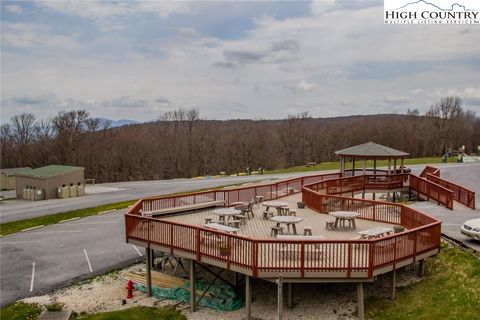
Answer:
[1,96,478,182]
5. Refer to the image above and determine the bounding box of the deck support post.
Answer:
[390,270,396,300]
[277,274,283,320]
[287,283,293,308]
[189,259,196,312]
[357,282,364,320]
[145,247,152,297]
[245,275,252,320]
[418,260,425,277]
[233,271,239,287]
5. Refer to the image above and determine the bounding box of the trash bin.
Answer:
[61,187,70,199]
[77,184,85,196]
[69,184,78,197]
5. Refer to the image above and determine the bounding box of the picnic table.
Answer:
[203,223,240,234]
[263,201,289,215]
[358,227,393,239]
[211,208,241,223]
[329,211,361,229]
[270,216,303,235]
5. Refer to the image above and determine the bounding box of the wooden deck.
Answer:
[160,194,401,241]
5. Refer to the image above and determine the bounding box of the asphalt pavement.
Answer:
[1,163,478,306]
[0,209,142,306]
[0,172,324,223]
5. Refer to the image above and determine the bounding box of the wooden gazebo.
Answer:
[335,142,410,177]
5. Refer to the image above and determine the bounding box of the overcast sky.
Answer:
[1,0,479,123]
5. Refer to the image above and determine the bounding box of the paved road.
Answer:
[1,163,478,306]
[0,163,464,223]
[0,174,303,223]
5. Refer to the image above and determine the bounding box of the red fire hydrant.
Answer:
[126,280,134,299]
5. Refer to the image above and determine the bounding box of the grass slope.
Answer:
[366,243,480,320]
[0,301,42,320]
[266,157,456,174]
[76,307,186,320]
[0,200,136,236]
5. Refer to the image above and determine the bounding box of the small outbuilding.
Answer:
[0,167,33,190]
[15,165,85,200]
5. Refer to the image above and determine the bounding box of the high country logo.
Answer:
[384,0,480,24]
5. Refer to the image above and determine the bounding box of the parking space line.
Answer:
[132,245,143,257]
[29,263,35,292]
[83,249,93,272]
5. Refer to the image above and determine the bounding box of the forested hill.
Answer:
[1,97,479,183]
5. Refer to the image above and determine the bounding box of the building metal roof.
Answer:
[16,165,84,179]
[335,142,410,159]
[0,167,33,176]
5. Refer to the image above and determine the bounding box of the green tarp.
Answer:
[134,280,244,311]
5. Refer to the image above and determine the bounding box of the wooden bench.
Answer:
[142,200,225,216]
[276,235,325,259]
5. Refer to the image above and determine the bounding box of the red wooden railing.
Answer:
[139,172,342,215]
[125,170,444,280]
[424,174,475,209]
[420,165,440,178]
[409,175,454,209]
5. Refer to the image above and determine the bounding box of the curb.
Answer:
[21,225,45,232]
[59,217,80,223]
[97,209,117,215]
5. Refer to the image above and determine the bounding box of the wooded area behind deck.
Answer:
[1,97,479,183]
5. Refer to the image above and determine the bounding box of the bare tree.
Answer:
[10,113,36,146]
[425,96,463,155]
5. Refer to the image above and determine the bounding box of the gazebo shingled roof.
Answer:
[335,142,410,159]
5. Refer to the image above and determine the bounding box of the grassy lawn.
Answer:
[75,307,186,320]
[366,243,480,320]
[0,301,42,320]
[0,200,136,236]
[265,156,456,174]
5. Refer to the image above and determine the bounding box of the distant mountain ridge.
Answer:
[99,118,140,128]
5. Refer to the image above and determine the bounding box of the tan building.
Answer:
[15,165,85,200]
[0,167,33,190]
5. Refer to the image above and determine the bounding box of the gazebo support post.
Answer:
[357,282,364,320]
[245,275,252,320]
[287,283,293,308]
[352,157,356,176]
[340,158,345,177]
[189,259,196,312]
[400,158,404,173]
[363,159,366,175]
[394,159,397,173]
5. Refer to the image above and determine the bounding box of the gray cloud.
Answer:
[155,96,171,104]
[221,39,300,66]
[382,97,410,104]
[101,96,149,109]
[9,92,55,105]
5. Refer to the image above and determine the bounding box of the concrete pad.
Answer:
[38,310,72,320]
